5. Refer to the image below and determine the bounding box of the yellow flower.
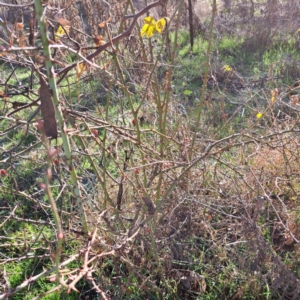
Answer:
[256,112,263,119]
[141,16,156,38]
[155,18,168,33]
[141,16,169,38]
[55,25,70,37]
[223,65,232,72]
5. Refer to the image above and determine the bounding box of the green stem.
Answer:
[43,138,64,282]
[34,0,88,234]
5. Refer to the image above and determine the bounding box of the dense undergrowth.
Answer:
[1,0,300,299]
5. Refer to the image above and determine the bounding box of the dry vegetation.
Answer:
[1,0,300,299]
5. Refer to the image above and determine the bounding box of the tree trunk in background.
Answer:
[223,0,231,10]
[188,0,193,50]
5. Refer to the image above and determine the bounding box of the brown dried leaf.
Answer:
[16,23,24,31]
[290,95,299,107]
[12,101,26,109]
[39,77,57,138]
[93,35,105,47]
[19,34,26,47]
[34,54,47,63]
[142,196,155,215]
[98,15,112,28]
[55,15,72,27]
[9,32,14,47]
[76,63,86,79]
[0,46,8,57]
[0,90,9,100]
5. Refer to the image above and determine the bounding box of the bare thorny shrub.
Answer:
[1,0,300,299]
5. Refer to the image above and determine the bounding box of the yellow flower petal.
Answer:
[141,24,150,37]
[223,65,232,72]
[146,25,156,38]
[155,18,166,33]
[55,25,70,37]
[144,16,156,26]
[141,24,156,38]
[256,112,263,119]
